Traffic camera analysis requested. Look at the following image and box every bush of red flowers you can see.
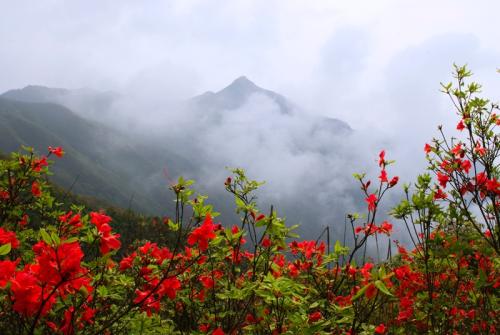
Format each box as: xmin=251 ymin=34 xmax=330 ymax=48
xmin=0 ymin=65 xmax=498 ymax=334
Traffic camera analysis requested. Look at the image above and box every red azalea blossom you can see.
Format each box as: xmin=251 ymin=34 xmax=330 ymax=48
xmin=389 ymin=176 xmax=399 ymax=187
xmin=32 ymin=157 xmax=48 ymax=172
xmin=89 ymin=212 xmax=112 ymax=230
xmin=461 ymin=159 xmax=471 ymax=174
xmin=424 ymin=143 xmax=432 ymax=154
xmin=18 ymin=214 xmax=29 ymax=227
xmin=365 ymin=194 xmax=377 ymax=212
xmin=10 ymin=270 xmax=45 ymax=316
xmin=437 ymin=172 xmax=449 ymax=188
xmin=100 ymin=231 xmax=121 ymax=254
xmin=119 ymin=253 xmax=136 ymax=271
xmin=48 ymin=146 xmax=64 ymax=158
xmin=375 ymin=324 xmax=387 ymax=334
xmin=0 ymin=228 xmax=20 ymax=249
xmin=451 ymin=143 xmax=464 ymax=158
xmin=187 ymin=213 xmax=216 ymax=251
xmin=0 ymin=189 xmax=9 ymax=200
xmin=308 ymin=311 xmax=322 ymax=323
xmin=261 ymin=236 xmax=272 ymax=248
xmin=360 ymin=263 xmax=373 ymax=279
xmin=199 ymin=275 xmax=215 ymax=289
xmin=379 ymin=221 xmax=393 ymax=235
xmin=31 ymin=181 xmax=42 ymax=197
xmin=434 ymin=187 xmax=448 ymax=200
xmin=89 ymin=212 xmax=121 ymax=254
xmin=379 ymin=169 xmax=388 ymax=182
xmin=212 ymin=327 xmax=225 ymax=335
xmin=474 ymin=142 xmax=486 ymax=156
xmin=0 ymin=259 xmax=18 ymax=287
xmin=199 ymin=324 xmax=210 ymax=332
xmin=365 ymin=283 xmax=377 ymax=299
xmin=378 ymin=150 xmax=385 ymax=167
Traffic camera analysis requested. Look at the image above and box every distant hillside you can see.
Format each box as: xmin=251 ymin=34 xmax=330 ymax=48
xmin=1 ymin=85 xmax=118 ymax=120
xmin=0 ymin=97 xmax=175 ymax=214
xmin=0 ymin=78 xmax=355 ymax=236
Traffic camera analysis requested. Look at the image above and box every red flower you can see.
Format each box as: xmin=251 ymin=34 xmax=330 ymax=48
xmin=0 ymin=259 xmax=18 ymax=287
xmin=32 ymin=157 xmax=48 ymax=172
xmin=379 ymin=221 xmax=393 ymax=235
xmin=486 ymin=178 xmax=500 ymax=194
xmin=474 ymin=142 xmax=486 ymax=156
xmin=0 ymin=189 xmax=9 ymax=200
xmin=199 ymin=275 xmax=215 ymax=289
xmin=378 ymin=150 xmax=385 ymax=167
xmin=187 ymin=213 xmax=216 ymax=251
xmin=365 ymin=283 xmax=377 ymax=299
xmin=375 ymin=324 xmax=386 ymax=334
xmin=90 ymin=212 xmax=121 ymax=254
xmin=424 ymin=143 xmax=432 ymax=154
xmin=31 ymin=181 xmax=42 ymax=197
xmin=451 ymin=143 xmax=464 ymax=158
xmin=81 ymin=304 xmax=96 ymax=325
xmin=360 ymin=263 xmax=373 ymax=279
xmin=389 ymin=176 xmax=399 ymax=187
xmin=308 ymin=311 xmax=322 ymax=323
xmin=32 ymin=241 xmax=86 ymax=284
xmin=261 ymin=236 xmax=272 ymax=248
xmin=437 ymin=172 xmax=449 ymax=188
xmin=365 ymin=194 xmax=377 ymax=212
xmin=199 ymin=324 xmax=210 ymax=332
xmin=456 ymin=120 xmax=465 ymax=131
xmin=48 ymin=146 xmax=64 ymax=158
xmin=10 ymin=270 xmax=44 ymax=316
xmin=461 ymin=159 xmax=471 ymax=174
xmin=89 ymin=212 xmax=112 ymax=230
xmin=0 ymin=228 xmax=19 ymax=249
xmin=100 ymin=231 xmax=121 ymax=254
xmin=231 ymin=225 xmax=239 ymax=234
xmin=18 ymin=214 xmax=29 ymax=227
xmin=379 ymin=169 xmax=388 ymax=183
xmin=157 ymin=277 xmax=181 ymax=300
xmin=212 ymin=328 xmax=225 ymax=335
xmin=434 ymin=188 xmax=448 ymax=200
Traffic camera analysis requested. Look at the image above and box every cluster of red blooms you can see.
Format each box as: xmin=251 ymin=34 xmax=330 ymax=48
xmin=354 ymin=221 xmax=393 ymax=236
xmin=0 ymin=229 xmax=95 ymax=332
xmin=1 ymin=134 xmax=498 ymax=335
xmin=89 ymin=212 xmax=121 ymax=254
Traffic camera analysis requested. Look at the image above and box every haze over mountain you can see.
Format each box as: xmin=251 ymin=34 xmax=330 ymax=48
xmin=0 ymin=76 xmax=375 ymax=241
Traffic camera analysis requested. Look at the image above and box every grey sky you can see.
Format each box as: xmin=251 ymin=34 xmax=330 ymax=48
xmin=2 ymin=1 xmax=499 ymax=174
xmin=2 ymin=1 xmax=498 ymax=109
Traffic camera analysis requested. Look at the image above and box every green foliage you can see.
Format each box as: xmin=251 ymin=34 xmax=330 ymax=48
xmin=0 ymin=65 xmax=498 ymax=335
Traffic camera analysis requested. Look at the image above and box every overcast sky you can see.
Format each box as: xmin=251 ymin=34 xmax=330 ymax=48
xmin=2 ymin=1 xmax=499 ymax=106
xmin=2 ymin=0 xmax=499 ymax=161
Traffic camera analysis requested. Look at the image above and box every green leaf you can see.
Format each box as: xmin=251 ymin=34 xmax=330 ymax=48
xmin=40 ymin=229 xmax=52 ymax=245
xmin=50 ymin=232 xmax=60 ymax=246
xmin=352 ymin=284 xmax=369 ymax=301
xmin=374 ymin=280 xmax=392 ymax=296
xmin=334 ymin=240 xmax=342 ymax=254
xmin=0 ymin=243 xmax=12 ymax=256
xmin=235 ymin=196 xmax=245 ymax=209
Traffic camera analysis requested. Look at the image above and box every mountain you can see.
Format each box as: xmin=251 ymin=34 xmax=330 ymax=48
xmin=190 ymin=76 xmax=295 ymax=114
xmin=1 ymin=85 xmax=118 ymax=120
xmin=0 ymin=78 xmax=354 ymax=233
xmin=0 ymin=97 xmax=181 ymax=214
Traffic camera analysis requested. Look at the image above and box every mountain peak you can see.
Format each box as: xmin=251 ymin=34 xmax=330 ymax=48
xmin=222 ymin=76 xmax=259 ymax=93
